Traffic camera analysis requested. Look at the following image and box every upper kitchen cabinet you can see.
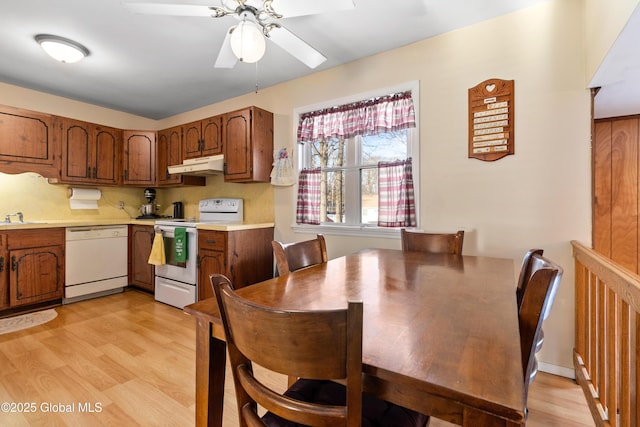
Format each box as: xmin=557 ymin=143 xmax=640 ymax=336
xmin=0 ymin=104 xmax=60 ymax=178
xmin=183 ymin=115 xmax=223 ymax=160
xmin=122 ymin=130 xmax=156 ymax=186
xmin=157 ymin=125 xmax=205 ymax=187
xmin=60 ymin=118 xmax=122 ymax=185
xmin=223 ymin=106 xmax=273 ymax=183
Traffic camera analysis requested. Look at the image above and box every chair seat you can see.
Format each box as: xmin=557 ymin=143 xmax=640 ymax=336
xmin=262 ymin=379 xmax=429 ymax=427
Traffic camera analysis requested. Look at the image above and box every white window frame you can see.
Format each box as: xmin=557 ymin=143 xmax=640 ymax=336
xmin=291 ymin=81 xmax=420 ymax=238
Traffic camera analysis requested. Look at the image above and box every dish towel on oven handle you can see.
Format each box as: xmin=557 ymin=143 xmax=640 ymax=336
xmin=148 ymin=232 xmax=166 ymax=265
xmin=174 ymin=227 xmax=188 ymax=262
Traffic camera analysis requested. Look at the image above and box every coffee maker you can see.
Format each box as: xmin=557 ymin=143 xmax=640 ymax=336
xmin=138 ymin=188 xmax=159 ymax=219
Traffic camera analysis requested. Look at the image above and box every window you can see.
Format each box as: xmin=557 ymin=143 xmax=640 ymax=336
xmin=294 ymin=82 xmax=419 ymax=237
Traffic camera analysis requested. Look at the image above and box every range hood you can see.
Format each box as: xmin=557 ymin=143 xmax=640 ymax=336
xmin=168 ymin=154 xmax=224 ymax=176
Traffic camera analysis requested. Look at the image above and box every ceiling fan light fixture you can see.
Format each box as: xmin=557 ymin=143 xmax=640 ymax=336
xmin=229 ymin=20 xmax=266 ymax=63
xmin=35 ymin=34 xmax=89 ymax=63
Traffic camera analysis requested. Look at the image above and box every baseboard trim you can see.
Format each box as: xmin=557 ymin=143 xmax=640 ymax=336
xmin=539 ymin=361 xmax=575 ymax=379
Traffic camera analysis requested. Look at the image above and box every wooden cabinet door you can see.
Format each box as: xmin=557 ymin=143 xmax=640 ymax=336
xmin=0 ymin=105 xmax=59 ymax=177
xmin=62 ymin=119 xmax=121 ymax=185
xmin=183 ymin=116 xmax=223 ymax=160
xmin=223 ymin=107 xmax=273 ymax=183
xmin=61 ymin=118 xmax=92 ymax=182
xmin=223 ymin=108 xmax=252 ymax=181
xmin=197 ymin=249 xmax=225 ymax=301
xmin=0 ymin=235 xmax=8 ymax=309
xmin=9 ymin=245 xmax=63 ymax=307
xmin=129 ymin=225 xmax=155 ymax=292
xmin=183 ymin=120 xmax=202 ymax=160
xmin=93 ymin=125 xmax=121 ymax=184
xmin=157 ymin=126 xmax=183 ymax=186
xmin=123 ymin=130 xmax=156 ymax=186
xmin=201 ymin=116 xmax=223 ymax=157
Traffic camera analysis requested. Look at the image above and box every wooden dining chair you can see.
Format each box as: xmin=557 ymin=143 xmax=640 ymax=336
xmin=401 ymin=229 xmax=465 ymax=255
xmin=516 ymin=248 xmax=557 ymax=384
xmin=518 ymin=254 xmax=562 ymax=412
xmin=272 ymin=234 xmax=328 ymax=276
xmin=516 ymin=248 xmax=544 ymax=308
xmin=210 ymin=274 xmax=430 ymax=427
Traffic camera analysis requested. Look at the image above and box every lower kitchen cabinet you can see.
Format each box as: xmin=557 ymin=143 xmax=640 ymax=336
xmin=0 ymin=228 xmax=65 ymax=312
xmin=129 ymin=225 xmax=155 ymax=292
xmin=197 ymin=227 xmax=274 ymax=301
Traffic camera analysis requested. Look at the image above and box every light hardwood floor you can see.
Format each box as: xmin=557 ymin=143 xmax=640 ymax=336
xmin=0 ymin=290 xmax=595 ymax=426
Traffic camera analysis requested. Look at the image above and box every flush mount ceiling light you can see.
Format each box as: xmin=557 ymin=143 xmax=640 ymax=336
xmin=35 ymin=34 xmax=89 ymax=63
xmin=229 ymin=13 xmax=266 ymax=63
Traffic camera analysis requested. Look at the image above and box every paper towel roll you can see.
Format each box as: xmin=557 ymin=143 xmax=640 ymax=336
xmin=68 ymin=188 xmax=101 ymax=210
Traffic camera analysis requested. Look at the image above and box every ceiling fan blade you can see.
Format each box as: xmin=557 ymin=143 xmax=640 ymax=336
xmin=214 ymin=28 xmax=238 ymax=68
xmin=268 ymin=26 xmax=326 ymax=68
xmin=272 ymin=0 xmax=355 ymax=18
xmin=123 ymin=2 xmax=218 ymax=17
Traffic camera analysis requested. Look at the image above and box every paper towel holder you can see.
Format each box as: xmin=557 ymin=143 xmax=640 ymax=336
xmin=67 ymin=187 xmax=102 ymax=210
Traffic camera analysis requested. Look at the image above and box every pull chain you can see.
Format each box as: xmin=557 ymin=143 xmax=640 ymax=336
xmin=255 ymin=61 xmax=259 ymax=93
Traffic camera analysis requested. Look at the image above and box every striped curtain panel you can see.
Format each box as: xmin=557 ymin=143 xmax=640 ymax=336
xmin=295 ymin=168 xmax=321 ymax=225
xmin=378 ymin=158 xmax=416 ymax=228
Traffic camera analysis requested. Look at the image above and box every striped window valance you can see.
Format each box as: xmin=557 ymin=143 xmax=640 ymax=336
xmin=297 ymin=91 xmax=416 ymax=143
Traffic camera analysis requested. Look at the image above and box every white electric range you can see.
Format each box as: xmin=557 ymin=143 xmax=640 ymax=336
xmin=154 ymin=198 xmax=243 ymax=308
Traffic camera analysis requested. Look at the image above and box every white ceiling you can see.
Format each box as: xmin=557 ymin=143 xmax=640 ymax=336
xmin=2 ymin=0 xmax=634 ymax=121
xmin=591 ymin=4 xmax=640 ymax=119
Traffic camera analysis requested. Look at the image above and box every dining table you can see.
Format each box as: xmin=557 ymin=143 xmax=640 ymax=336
xmin=184 ymin=248 xmax=525 ymax=427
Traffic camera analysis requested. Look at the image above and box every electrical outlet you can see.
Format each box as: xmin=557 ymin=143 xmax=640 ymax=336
xmin=118 ymin=201 xmax=125 ymax=209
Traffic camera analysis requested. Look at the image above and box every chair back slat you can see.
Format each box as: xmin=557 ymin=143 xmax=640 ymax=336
xmin=272 ymin=234 xmax=328 ymax=275
xmin=211 ymin=273 xmax=363 ymax=426
xmin=401 ymin=229 xmax=465 ymax=255
xmin=518 ymin=254 xmax=563 ymax=407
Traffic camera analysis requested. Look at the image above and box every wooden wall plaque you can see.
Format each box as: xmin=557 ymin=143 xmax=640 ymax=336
xmin=468 ymin=78 xmax=514 ymax=161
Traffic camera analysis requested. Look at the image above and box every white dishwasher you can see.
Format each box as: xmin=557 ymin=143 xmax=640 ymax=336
xmin=64 ymin=225 xmax=129 ymax=303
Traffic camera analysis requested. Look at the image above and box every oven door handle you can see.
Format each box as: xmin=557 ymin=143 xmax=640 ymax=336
xmin=155 ymin=226 xmax=197 ymax=238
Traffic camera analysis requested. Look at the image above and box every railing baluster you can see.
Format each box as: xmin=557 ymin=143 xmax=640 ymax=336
xmin=572 ymin=240 xmax=640 ymax=427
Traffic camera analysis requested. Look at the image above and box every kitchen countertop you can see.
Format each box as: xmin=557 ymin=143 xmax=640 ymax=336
xmin=0 ymin=219 xmax=274 ymax=231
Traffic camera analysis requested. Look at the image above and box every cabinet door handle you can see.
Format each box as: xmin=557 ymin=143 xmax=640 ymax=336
xmin=11 ymin=256 xmax=17 ymax=271
xmin=206 ymin=239 xmax=217 ymax=245
xmin=0 ymin=256 xmax=3 ymax=273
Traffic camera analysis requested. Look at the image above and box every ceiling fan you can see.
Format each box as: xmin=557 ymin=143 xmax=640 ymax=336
xmin=124 ymin=0 xmax=356 ymax=69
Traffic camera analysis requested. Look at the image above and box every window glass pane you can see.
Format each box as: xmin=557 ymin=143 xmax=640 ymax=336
xmin=361 ymin=130 xmax=408 ymax=165
xmin=361 ymin=168 xmax=378 ymax=224
xmin=311 ymin=137 xmax=346 ymax=168
xmin=322 ymin=170 xmax=344 ymax=223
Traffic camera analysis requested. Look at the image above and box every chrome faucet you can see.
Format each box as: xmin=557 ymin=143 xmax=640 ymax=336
xmin=4 ymin=212 xmax=24 ymax=223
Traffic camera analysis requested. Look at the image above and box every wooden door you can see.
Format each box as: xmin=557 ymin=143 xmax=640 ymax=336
xmin=123 ymin=130 xmax=156 ymax=186
xmin=129 ymin=225 xmax=155 ymax=292
xmin=9 ymin=245 xmax=63 ymax=306
xmin=223 ymin=108 xmax=252 ymax=181
xmin=201 ymin=116 xmax=223 ymax=157
xmin=593 ymin=116 xmax=640 ymax=272
xmin=93 ymin=125 xmax=121 ymax=185
xmin=157 ymin=126 xmax=183 ymax=186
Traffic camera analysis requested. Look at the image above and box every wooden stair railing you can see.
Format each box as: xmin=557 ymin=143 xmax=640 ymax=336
xmin=572 ymin=240 xmax=640 ymax=427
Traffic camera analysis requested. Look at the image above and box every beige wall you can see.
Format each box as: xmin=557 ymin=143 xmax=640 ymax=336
xmin=261 ymin=0 xmax=592 ymax=374
xmin=0 ymin=0 xmax=592 ymax=373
